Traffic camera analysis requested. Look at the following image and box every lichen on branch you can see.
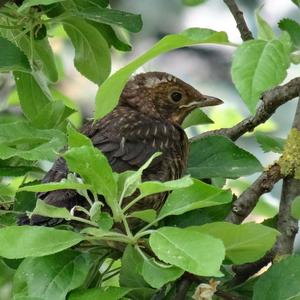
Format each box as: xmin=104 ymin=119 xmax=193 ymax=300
xmin=278 ymin=128 xmax=300 ymax=178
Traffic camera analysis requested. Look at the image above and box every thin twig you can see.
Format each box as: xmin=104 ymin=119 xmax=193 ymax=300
xmin=191 ymin=77 xmax=300 ymax=143
xmin=223 ymin=0 xmax=253 ymax=41
xmin=226 ymin=163 xmax=282 ymax=224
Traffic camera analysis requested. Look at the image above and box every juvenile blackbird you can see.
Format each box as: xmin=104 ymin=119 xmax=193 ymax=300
xmin=20 ymin=72 xmax=223 ymax=226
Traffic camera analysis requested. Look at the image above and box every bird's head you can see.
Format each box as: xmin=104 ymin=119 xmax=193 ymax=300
xmin=120 ymin=72 xmax=223 ymax=124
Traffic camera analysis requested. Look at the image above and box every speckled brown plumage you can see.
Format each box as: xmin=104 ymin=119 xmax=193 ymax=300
xmin=19 ymin=72 xmax=223 ymax=226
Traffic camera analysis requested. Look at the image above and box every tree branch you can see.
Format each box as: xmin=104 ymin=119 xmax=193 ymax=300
xmin=191 ymin=77 xmax=300 ymax=143
xmin=275 ymin=99 xmax=300 ymax=256
xmin=227 ymin=98 xmax=300 ymax=284
xmin=174 ymin=277 xmax=192 ymax=300
xmin=226 ymin=163 xmax=282 ymax=224
xmin=223 ymin=0 xmax=253 ymax=41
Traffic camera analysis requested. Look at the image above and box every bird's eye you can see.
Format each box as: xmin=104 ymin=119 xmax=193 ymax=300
xmin=170 ymin=91 xmax=183 ymax=102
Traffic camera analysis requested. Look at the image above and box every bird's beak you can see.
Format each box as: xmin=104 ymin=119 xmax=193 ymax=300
xmin=197 ymin=95 xmax=224 ymax=107
xmin=179 ymin=95 xmax=224 ymax=109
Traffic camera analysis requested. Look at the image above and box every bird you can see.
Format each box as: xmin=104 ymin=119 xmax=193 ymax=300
xmin=19 ymin=72 xmax=223 ymax=227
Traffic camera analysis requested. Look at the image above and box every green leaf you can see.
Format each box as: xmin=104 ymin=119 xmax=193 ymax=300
xmin=130 ymin=209 xmax=157 ymax=224
xmin=182 ymin=109 xmax=213 ymax=129
xmin=0 ymin=37 xmax=30 ymax=72
xmin=138 ymin=176 xmax=193 ymax=198
xmin=14 ymin=72 xmax=51 ymax=125
xmin=69 ymin=287 xmax=131 ymax=300
xmin=117 ymin=153 xmax=161 ymax=199
xmin=31 ymin=101 xmax=75 ymax=129
xmin=0 ymin=226 xmax=83 ymax=259
xmin=0 ymin=121 xmax=66 ymax=161
xmin=149 ymin=227 xmax=225 ymax=276
xmin=292 ymin=0 xmax=300 ymax=7
xmin=279 ymin=18 xmax=300 ymax=49
xmin=255 ymin=9 xmax=275 ymax=40
xmin=255 ymin=132 xmax=285 ymax=153
xmin=95 ymin=28 xmax=230 ymax=119
xmin=120 ymin=245 xmax=148 ymax=288
xmin=142 ymin=258 xmax=184 ymax=289
xmin=232 ymin=39 xmax=290 ymax=113
xmin=90 ymin=22 xmax=131 ymax=51
xmin=67 ymin=124 xmax=93 ymax=148
xmin=77 ymin=7 xmax=142 ymax=33
xmin=64 ymin=145 xmax=118 ymax=214
xmin=18 ymin=0 xmax=65 ymax=11
xmin=13 ymin=250 xmax=91 ymax=300
xmin=33 ymin=38 xmax=59 ymax=83
xmin=165 ymin=203 xmax=232 ymax=228
xmin=253 ymin=255 xmax=300 ymax=300
xmin=31 ymin=199 xmax=72 ymax=220
xmin=191 ymin=222 xmax=278 ymax=264
xmin=72 ymin=0 xmax=109 ymax=9
xmin=158 ymin=179 xmax=232 ymax=219
xmin=188 ymin=136 xmax=263 ymax=178
xmin=182 ymin=0 xmax=206 ymax=6
xmin=63 ymin=18 xmax=111 ymax=84
xmin=291 ymin=196 xmax=300 ymax=219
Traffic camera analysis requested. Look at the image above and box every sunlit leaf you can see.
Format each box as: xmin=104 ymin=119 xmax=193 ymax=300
xmin=255 ymin=132 xmax=285 ymax=153
xmin=0 ymin=226 xmax=83 ymax=258
xmin=191 ymin=222 xmax=278 ymax=264
xmin=232 ymin=39 xmax=290 ymax=113
xmin=149 ymin=227 xmax=224 ymax=276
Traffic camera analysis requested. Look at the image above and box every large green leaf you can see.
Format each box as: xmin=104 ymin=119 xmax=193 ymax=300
xmin=69 ymin=287 xmax=131 ymax=300
xmin=95 ymin=28 xmax=230 ymax=119
xmin=0 ymin=121 xmax=66 ymax=161
xmin=64 ymin=18 xmax=111 ymax=84
xmin=188 ymin=135 xmax=263 ymax=178
xmin=253 ymin=255 xmax=300 ymax=300
xmin=64 ymin=145 xmax=118 ymax=214
xmin=149 ymin=227 xmax=225 ymax=276
xmin=0 ymin=226 xmax=83 ymax=259
xmin=158 ymin=179 xmax=232 ymax=219
xmin=232 ymin=39 xmax=290 ymax=113
xmin=191 ymin=222 xmax=278 ymax=264
xmin=0 ymin=37 xmax=30 ymax=72
xmin=77 ymin=7 xmax=142 ymax=33
xmin=13 ymin=250 xmax=91 ymax=300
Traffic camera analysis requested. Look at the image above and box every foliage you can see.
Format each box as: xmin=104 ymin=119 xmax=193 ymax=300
xmin=0 ymin=0 xmax=299 ymax=299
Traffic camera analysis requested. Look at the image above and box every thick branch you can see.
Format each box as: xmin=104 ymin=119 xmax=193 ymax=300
xmin=226 ymin=163 xmax=282 ymax=224
xmin=191 ymin=77 xmax=300 ymax=143
xmin=275 ymin=99 xmax=300 ymax=255
xmin=223 ymin=0 xmax=253 ymax=41
xmin=227 ymin=98 xmax=300 ymax=284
